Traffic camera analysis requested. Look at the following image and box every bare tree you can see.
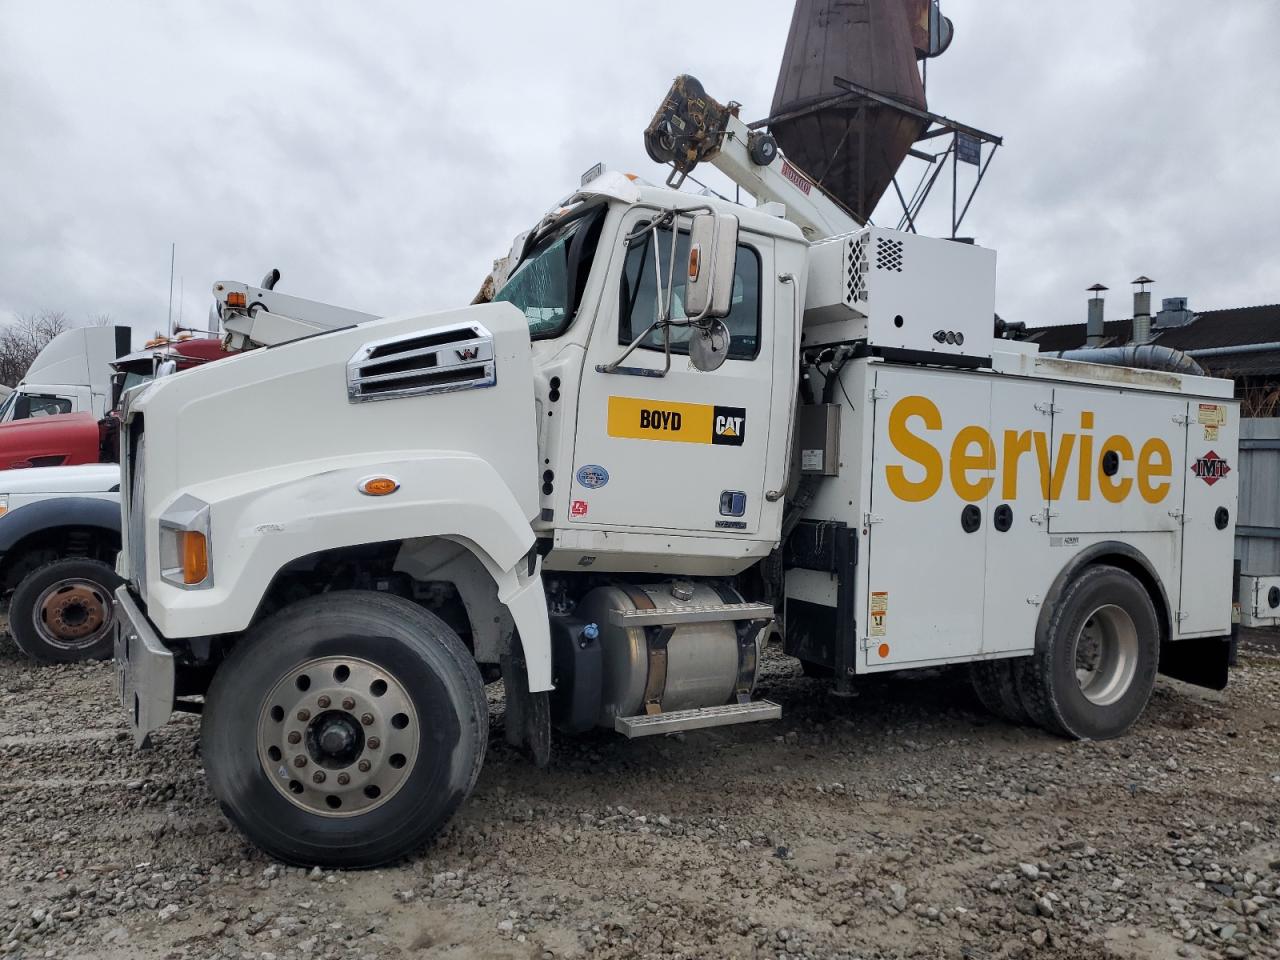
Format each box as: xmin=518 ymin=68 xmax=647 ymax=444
xmin=88 ymin=313 xmax=114 ymax=328
xmin=0 ymin=311 xmax=72 ymax=387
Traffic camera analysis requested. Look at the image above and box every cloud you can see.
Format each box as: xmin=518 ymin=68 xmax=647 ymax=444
xmin=0 ymin=0 xmax=1275 ymax=340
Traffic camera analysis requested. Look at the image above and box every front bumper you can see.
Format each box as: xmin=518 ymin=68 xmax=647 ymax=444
xmin=114 ymin=586 xmax=175 ymax=748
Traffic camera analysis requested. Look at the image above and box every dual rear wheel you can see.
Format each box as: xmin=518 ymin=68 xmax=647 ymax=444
xmin=970 ymin=565 xmax=1160 ymax=740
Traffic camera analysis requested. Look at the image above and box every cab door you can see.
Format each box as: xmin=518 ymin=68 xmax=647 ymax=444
xmin=569 ymin=213 xmax=780 ymax=535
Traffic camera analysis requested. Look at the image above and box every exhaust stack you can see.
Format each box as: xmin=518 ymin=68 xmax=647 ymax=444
xmin=1131 ymin=276 xmax=1154 ymax=345
xmin=1086 ymin=283 xmax=1108 ymax=347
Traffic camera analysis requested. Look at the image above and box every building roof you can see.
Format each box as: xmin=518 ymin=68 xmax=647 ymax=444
xmin=1154 ymin=304 xmax=1280 ymax=352
xmin=1023 ymin=303 xmax=1280 ymax=378
xmin=1024 ymin=318 xmax=1133 ymax=352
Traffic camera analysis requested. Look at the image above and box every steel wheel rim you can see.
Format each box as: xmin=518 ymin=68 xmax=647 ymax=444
xmin=257 ymin=655 xmax=420 ymax=817
xmin=1072 ymin=603 xmax=1139 ymax=706
xmin=33 ymin=578 xmax=114 ymax=650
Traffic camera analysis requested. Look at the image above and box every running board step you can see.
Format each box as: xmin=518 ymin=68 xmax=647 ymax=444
xmin=608 ymin=601 xmax=774 ymax=628
xmin=614 ymin=700 xmax=782 ymax=738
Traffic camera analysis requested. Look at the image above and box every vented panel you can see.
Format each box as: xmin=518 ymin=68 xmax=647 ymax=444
xmin=846 ymin=234 xmax=870 ymax=304
xmin=875 ymin=237 xmax=904 ymax=272
xmin=347 ymin=322 xmax=496 ymax=403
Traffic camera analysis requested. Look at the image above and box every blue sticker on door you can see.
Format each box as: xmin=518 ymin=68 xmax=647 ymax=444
xmin=576 ymin=465 xmax=610 ymax=489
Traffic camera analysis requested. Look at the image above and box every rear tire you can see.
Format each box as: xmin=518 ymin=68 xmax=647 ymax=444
xmin=8 ymin=557 xmax=121 ymax=663
xmin=202 ymin=591 xmax=487 ymax=868
xmin=968 ymin=658 xmax=1031 ymax=724
xmin=1015 ymin=565 xmax=1159 ymax=740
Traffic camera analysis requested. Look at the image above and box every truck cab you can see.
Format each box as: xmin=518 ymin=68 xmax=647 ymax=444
xmin=0 ymin=325 xmax=131 ymax=424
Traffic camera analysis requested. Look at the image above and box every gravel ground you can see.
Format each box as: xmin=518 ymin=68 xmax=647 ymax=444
xmin=1 ymin=629 xmax=1278 ymax=960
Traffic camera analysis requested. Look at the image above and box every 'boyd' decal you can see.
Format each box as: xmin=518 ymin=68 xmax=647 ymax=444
xmin=607 ymin=397 xmax=746 ymax=446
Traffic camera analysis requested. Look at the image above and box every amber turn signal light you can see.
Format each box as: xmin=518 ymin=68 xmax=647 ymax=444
xmin=359 ymin=477 xmax=400 ymax=497
xmin=182 ymin=531 xmax=209 ymax=584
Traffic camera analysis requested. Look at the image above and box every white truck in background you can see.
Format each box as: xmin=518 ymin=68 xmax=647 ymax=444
xmin=0 ymin=325 xmax=132 ymax=422
xmin=0 ymin=464 xmax=121 ymax=661
xmin=112 ymin=77 xmax=1239 ymax=868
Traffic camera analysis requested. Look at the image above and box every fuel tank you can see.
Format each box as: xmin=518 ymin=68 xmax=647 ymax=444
xmin=771 ymin=0 xmax=940 ymax=221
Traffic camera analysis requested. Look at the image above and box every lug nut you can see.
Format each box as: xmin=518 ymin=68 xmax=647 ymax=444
xmin=297 ymin=709 xmax=311 ymax=722
xmin=361 ymin=713 xmax=374 ymax=726
xmin=294 ymin=755 xmax=308 ymax=768
xmin=312 ymin=770 xmax=326 ymax=784
xmin=287 ymin=731 xmax=301 ymax=745
xmin=366 ymin=737 xmax=380 ymax=750
xmin=317 ymin=695 xmax=331 ymax=708
xmin=357 ymin=759 xmax=371 ymax=773
xmin=341 ymin=697 xmax=356 ymax=711
xmin=336 ymin=772 xmax=350 ymax=785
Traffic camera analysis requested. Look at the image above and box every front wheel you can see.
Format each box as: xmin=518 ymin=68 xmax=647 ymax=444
xmin=202 ymin=591 xmax=488 ymax=868
xmin=8 ymin=557 xmax=122 ymax=663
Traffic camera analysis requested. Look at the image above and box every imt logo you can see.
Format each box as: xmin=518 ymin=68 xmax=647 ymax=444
xmin=1191 ymin=450 xmax=1231 ymax=486
xmin=712 ymin=406 xmax=746 ymax=446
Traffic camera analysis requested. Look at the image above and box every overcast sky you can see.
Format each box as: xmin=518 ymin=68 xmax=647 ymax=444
xmin=2 ymin=1 xmax=1277 ymax=342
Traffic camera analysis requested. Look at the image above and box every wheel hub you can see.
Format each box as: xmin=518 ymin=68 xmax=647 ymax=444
xmin=35 ymin=580 xmax=112 ymax=648
xmin=307 ymin=710 xmax=365 ymax=769
xmin=257 ymin=656 xmax=419 ymax=817
xmin=1073 ymin=603 xmax=1139 ymax=707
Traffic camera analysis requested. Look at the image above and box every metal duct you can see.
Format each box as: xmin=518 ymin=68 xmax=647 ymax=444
xmin=1045 ymin=345 xmax=1205 ymax=377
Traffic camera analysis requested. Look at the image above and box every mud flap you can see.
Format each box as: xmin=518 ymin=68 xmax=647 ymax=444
xmin=501 ymin=646 xmax=552 ymax=767
xmin=1158 ymin=634 xmax=1231 ymax=691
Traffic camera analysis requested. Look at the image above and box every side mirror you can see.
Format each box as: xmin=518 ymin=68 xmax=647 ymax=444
xmin=685 ymin=212 xmax=739 ymax=320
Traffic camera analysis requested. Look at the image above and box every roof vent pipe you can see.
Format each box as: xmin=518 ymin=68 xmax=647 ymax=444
xmin=1086 ymin=283 xmax=1107 ymax=346
xmin=1131 ymin=276 xmax=1154 ymax=345
xmin=1044 ymin=344 xmax=1204 ymax=377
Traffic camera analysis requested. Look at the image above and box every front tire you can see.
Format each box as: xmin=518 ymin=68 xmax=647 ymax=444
xmin=1016 ymin=565 xmax=1159 ymax=740
xmin=8 ymin=557 xmax=121 ymax=663
xmin=202 ymin=591 xmax=487 ymax=868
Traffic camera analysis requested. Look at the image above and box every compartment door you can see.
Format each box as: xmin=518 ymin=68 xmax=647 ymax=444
xmin=981 ymin=379 xmax=1052 ymax=656
xmin=1048 ymin=386 xmax=1187 ymax=535
xmin=1178 ymin=402 xmax=1239 ymax=634
xmin=865 ymin=368 xmax=990 ymax=668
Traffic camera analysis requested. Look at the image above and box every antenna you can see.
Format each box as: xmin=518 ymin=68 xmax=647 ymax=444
xmin=167 ymin=242 xmax=175 ymax=340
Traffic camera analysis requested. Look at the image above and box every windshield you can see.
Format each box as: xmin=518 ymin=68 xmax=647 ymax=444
xmin=0 ymin=392 xmax=14 ymax=422
xmin=494 ymin=205 xmax=605 ymax=340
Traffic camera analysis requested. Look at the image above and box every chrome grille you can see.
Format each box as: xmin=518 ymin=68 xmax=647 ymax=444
xmin=346 ymin=322 xmax=496 ymax=403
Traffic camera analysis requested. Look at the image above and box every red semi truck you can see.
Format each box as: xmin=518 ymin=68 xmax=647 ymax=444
xmin=0 ymin=335 xmax=227 ymax=470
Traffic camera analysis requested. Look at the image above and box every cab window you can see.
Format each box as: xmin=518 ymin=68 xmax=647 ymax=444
xmin=618 ymin=225 xmax=761 ymax=361
xmin=12 ymin=394 xmax=73 ymax=419
xmin=494 ymin=204 xmax=606 ymax=340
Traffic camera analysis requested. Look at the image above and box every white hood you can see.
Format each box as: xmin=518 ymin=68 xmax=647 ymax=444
xmin=0 ymin=463 xmax=120 ymax=495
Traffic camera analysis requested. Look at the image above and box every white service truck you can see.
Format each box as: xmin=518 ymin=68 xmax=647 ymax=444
xmin=113 ymin=78 xmax=1239 ymax=867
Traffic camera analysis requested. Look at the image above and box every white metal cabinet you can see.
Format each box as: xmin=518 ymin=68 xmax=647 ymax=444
xmin=1177 ymin=401 xmax=1239 ymax=635
xmin=864 ymin=367 xmax=990 ymax=668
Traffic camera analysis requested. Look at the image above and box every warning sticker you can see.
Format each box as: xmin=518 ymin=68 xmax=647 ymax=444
xmin=870 ymin=591 xmax=889 ymax=637
xmin=801 ymin=449 xmax=824 ymax=471
xmin=1197 ymin=403 xmax=1225 ymax=426
xmin=1204 ymin=424 xmax=1220 ymax=441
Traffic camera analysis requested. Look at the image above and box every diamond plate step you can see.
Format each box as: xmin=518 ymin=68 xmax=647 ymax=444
xmin=614 ymin=700 xmax=782 ymax=738
xmin=607 ymin=601 xmax=775 ymax=628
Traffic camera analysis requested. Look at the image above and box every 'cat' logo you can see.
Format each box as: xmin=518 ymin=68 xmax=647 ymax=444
xmin=712 ymin=407 xmax=746 ymax=446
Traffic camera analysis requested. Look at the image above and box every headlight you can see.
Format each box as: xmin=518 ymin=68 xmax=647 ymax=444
xmin=159 ymin=494 xmax=213 ymax=589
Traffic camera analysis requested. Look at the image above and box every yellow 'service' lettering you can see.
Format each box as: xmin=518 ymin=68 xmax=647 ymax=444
xmin=886 ymin=395 xmax=943 ymax=502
